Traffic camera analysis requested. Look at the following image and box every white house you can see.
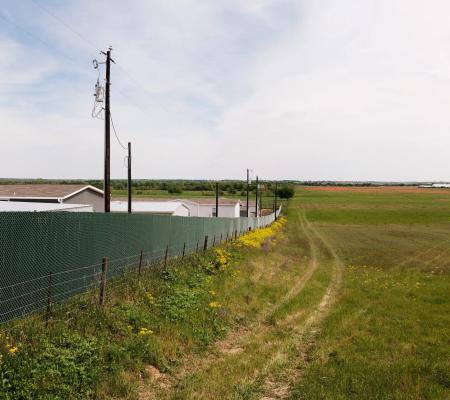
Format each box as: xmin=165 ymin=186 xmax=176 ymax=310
xmin=111 ymin=201 xmax=190 ymax=216
xmin=172 ymin=198 xmax=241 ymax=218
xmin=0 ymin=184 xmax=104 ymax=212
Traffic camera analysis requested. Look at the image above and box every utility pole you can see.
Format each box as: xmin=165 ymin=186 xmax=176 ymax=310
xmin=246 ymin=168 xmax=249 ymax=218
xmin=215 ymin=182 xmax=219 ymax=217
xmin=274 ymin=181 xmax=278 ymax=221
xmin=104 ymin=47 xmax=112 ymax=213
xmin=255 ymin=176 xmax=259 ymax=218
xmin=127 ymin=142 xmax=132 ymax=213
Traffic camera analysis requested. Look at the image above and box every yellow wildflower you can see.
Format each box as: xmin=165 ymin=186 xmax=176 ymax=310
xmin=145 ymin=292 xmax=155 ymax=304
xmin=209 ymin=301 xmax=221 ymax=308
xmin=8 ymin=346 xmax=18 ymax=355
xmin=138 ymin=327 xmax=153 ymax=336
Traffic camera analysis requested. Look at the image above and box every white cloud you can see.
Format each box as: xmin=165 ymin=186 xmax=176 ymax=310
xmin=1 ymin=0 xmax=450 ymax=180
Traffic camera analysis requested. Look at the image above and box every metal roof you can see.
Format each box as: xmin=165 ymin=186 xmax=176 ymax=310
xmin=111 ymin=201 xmax=189 ymax=213
xmin=0 ymin=184 xmax=103 ymax=200
xmin=0 ymin=201 xmax=93 ymax=212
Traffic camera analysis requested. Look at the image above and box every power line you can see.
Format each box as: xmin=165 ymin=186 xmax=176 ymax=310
xmin=0 ymin=13 xmax=81 ymax=66
xmin=110 ymin=112 xmax=127 ymax=150
xmin=30 ymin=0 xmax=101 ymax=53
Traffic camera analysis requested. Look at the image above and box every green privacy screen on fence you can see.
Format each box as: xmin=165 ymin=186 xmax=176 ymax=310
xmin=0 ymin=210 xmax=280 ymax=323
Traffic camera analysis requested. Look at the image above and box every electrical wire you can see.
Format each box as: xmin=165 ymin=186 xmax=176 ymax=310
xmin=0 ymin=13 xmax=81 ymax=67
xmin=29 ymin=0 xmax=101 ymax=54
xmin=110 ymin=112 xmax=128 ymax=150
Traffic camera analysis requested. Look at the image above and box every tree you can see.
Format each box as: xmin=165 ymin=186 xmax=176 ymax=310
xmin=168 ymin=184 xmax=183 ymax=194
xmin=276 ymin=186 xmax=295 ymax=200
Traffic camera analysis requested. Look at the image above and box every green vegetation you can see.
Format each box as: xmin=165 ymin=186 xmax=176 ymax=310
xmin=276 ymin=185 xmax=295 ymax=200
xmin=0 ymin=250 xmax=235 ymax=399
xmin=288 ymin=187 xmax=450 ymax=399
xmin=1 ymin=187 xmax=449 ymax=399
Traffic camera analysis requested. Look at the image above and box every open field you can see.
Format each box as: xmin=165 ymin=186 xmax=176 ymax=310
xmin=146 ymin=186 xmax=449 ymax=399
xmin=0 ymin=186 xmax=448 ymax=399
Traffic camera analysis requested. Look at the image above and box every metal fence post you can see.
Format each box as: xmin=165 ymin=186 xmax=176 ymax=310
xmin=213 ymin=234 xmax=216 ymax=247
xmin=203 ymin=235 xmax=208 ymax=251
xmin=196 ymin=239 xmax=199 ymax=253
xmin=99 ymin=257 xmax=108 ymax=306
xmin=220 ymin=233 xmax=223 ymax=243
xmin=182 ymin=242 xmax=186 ymax=259
xmin=45 ymin=271 xmax=53 ymax=327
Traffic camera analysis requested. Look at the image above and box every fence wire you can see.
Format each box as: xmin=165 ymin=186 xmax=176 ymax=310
xmin=0 ymin=208 xmax=281 ymax=323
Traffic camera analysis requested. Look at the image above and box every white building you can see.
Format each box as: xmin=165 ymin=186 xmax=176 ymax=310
xmin=173 ymin=198 xmax=241 ymax=218
xmin=111 ymin=201 xmax=190 ymax=216
xmin=0 ymin=201 xmax=93 ymax=212
xmin=0 ymin=184 xmax=104 ymax=212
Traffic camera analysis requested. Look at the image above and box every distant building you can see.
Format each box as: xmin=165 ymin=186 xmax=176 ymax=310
xmin=172 ymin=198 xmax=241 ymax=218
xmin=240 ymin=200 xmax=259 ymax=217
xmin=0 ymin=184 xmax=104 ymax=212
xmin=111 ymin=201 xmax=190 ymax=216
xmin=418 ymin=183 xmax=450 ymax=188
xmin=0 ymin=202 xmax=93 ymax=212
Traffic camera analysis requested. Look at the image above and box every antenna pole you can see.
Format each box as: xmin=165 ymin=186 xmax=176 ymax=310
xmin=104 ymin=48 xmax=112 ymax=213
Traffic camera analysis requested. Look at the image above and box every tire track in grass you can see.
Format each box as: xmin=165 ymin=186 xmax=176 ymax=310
xmin=260 ymin=209 xmax=344 ymax=400
xmin=138 ymin=208 xmax=323 ymax=399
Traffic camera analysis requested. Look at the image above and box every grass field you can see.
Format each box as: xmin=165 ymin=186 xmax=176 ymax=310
xmin=146 ymin=186 xmax=449 ymax=399
xmin=1 ymin=186 xmax=448 ymax=399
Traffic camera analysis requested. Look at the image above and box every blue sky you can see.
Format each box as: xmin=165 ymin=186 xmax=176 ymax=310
xmin=1 ymin=0 xmax=450 ymax=180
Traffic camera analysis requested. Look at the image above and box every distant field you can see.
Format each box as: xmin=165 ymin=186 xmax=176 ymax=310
xmin=288 ymin=186 xmax=450 ymax=399
xmin=112 ymin=189 xmax=280 ymax=209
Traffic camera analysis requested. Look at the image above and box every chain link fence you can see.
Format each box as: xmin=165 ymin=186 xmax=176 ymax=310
xmin=0 ymin=209 xmax=281 ymax=323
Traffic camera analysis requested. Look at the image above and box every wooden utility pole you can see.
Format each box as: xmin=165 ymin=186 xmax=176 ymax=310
xmin=127 ymin=142 xmax=132 ymax=213
xmin=215 ymin=182 xmax=219 ymax=217
xmin=246 ymin=168 xmax=249 ymax=217
xmin=104 ymin=48 xmax=112 ymax=213
xmin=274 ymin=182 xmax=278 ymax=221
xmin=255 ymin=176 xmax=259 ymax=218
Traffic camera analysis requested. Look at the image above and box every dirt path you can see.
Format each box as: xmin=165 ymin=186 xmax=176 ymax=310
xmin=138 ymin=207 xmax=343 ymax=400
xmin=259 ymin=212 xmax=344 ymax=399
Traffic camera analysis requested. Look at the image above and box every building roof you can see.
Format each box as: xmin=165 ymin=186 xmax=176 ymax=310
xmin=0 ymin=184 xmax=103 ymax=200
xmin=111 ymin=201 xmax=189 ymax=214
xmin=0 ymin=201 xmax=93 ymax=212
xmin=174 ymin=198 xmax=241 ymax=206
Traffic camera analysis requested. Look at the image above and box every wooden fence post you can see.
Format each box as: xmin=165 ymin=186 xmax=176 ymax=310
xmin=182 ymin=242 xmax=186 ymax=259
xmin=138 ymin=250 xmax=143 ymax=281
xmin=99 ymin=257 xmax=108 ymax=306
xmin=203 ymin=235 xmax=208 ymax=251
xmin=164 ymin=244 xmax=169 ymax=268
xmin=45 ymin=271 xmax=53 ymax=327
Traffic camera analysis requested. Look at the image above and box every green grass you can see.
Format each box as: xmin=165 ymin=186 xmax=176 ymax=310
xmin=0 ymin=252 xmax=235 ymax=399
xmin=2 ymin=187 xmax=448 ymax=399
xmin=289 ymin=187 xmax=450 ymax=399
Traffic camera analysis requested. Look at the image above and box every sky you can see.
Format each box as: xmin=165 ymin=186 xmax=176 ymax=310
xmin=1 ymin=0 xmax=450 ymax=181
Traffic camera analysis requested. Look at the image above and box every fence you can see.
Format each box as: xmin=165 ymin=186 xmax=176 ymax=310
xmin=0 ymin=208 xmax=281 ymax=324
